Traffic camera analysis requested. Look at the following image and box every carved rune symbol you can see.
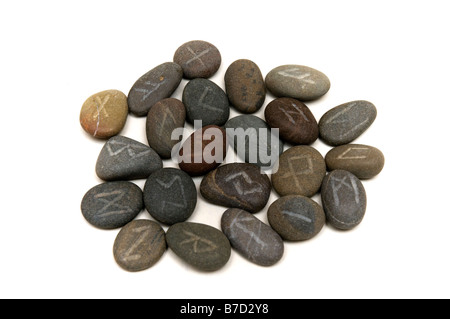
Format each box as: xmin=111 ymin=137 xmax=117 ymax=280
xmin=180 ymin=231 xmax=217 ymax=253
xmin=185 ymin=46 xmax=212 ymax=67
xmin=224 ymin=172 xmax=263 ymax=196
xmin=198 ymin=86 xmax=223 ymax=112
xmin=106 ymin=140 xmax=151 ymax=159
xmin=121 ymin=226 xmax=151 ymax=262
xmin=337 ymin=147 xmax=370 ymax=160
xmin=156 ymin=176 xmax=187 ymax=211
xmin=282 ymin=210 xmax=312 ymax=224
xmin=330 ymin=175 xmax=360 ymax=206
xmin=279 ymin=155 xmax=314 ymax=191
xmin=280 ymin=102 xmax=309 ymax=124
xmin=278 ymin=68 xmax=315 ymax=88
xmin=93 ymin=94 xmax=111 ymax=137
xmin=94 ymin=191 xmax=133 ymax=218
xmin=134 ymin=79 xmax=165 ymax=102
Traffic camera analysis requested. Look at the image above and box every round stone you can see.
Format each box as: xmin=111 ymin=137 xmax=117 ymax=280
xmin=268 ymin=196 xmax=325 ymax=241
xmin=146 ymin=98 xmax=186 ymax=159
xmin=81 ymin=182 xmax=143 ymax=230
xmin=224 ymin=115 xmax=283 ymax=169
xmin=265 ymin=97 xmax=319 ymax=145
xmin=182 ymin=78 xmax=230 ymax=127
xmin=325 ymin=144 xmax=385 ymax=179
xmin=321 ymin=170 xmax=367 ymax=230
xmin=319 ymin=100 xmax=377 ymax=146
xmin=173 ymin=40 xmax=221 ymax=79
xmin=221 ymin=209 xmax=284 ymax=266
xmin=178 ymin=125 xmax=228 ymax=176
xmin=113 ymin=220 xmax=166 ymax=272
xmin=166 ymin=222 xmax=231 ymax=272
xmin=266 ymin=64 xmax=330 ymax=101
xmin=200 ymin=163 xmax=271 ymax=214
xmin=143 ymin=168 xmax=197 ymax=225
xmin=225 ymin=59 xmax=266 ymax=114
xmin=96 ymin=136 xmax=163 ymax=181
xmin=272 ymin=146 xmax=326 ymax=197
xmin=80 ymin=89 xmax=128 ymax=139
xmin=128 ymin=62 xmax=183 ymax=117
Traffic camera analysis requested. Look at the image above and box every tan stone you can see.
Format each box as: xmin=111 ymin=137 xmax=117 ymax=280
xmin=80 ymin=90 xmax=128 ymax=139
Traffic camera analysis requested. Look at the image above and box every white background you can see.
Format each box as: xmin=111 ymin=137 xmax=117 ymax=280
xmin=1 ymin=0 xmax=449 ymax=299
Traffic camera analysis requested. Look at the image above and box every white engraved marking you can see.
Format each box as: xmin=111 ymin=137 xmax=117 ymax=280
xmin=93 ymin=94 xmax=111 ymax=137
xmin=278 ymin=68 xmax=315 ymax=88
xmin=339 ymin=118 xmax=370 ymax=138
xmin=331 ymin=175 xmax=360 ymax=206
xmin=198 ymin=86 xmax=224 ymax=113
xmin=225 ymin=172 xmax=263 ymax=195
xmin=279 ymin=155 xmax=314 ymax=192
xmin=159 ymin=107 xmax=177 ymax=136
xmin=94 ymin=191 xmax=133 ymax=217
xmin=337 ymin=147 xmax=370 ymax=160
xmin=282 ymin=210 xmax=312 ymax=224
xmin=155 ymin=176 xmax=187 ymax=211
xmin=279 ymin=102 xmax=309 ymax=124
xmin=180 ymin=230 xmax=218 ymax=253
xmin=185 ymin=47 xmax=212 ymax=67
xmin=324 ymin=103 xmax=357 ymax=124
xmin=134 ymin=79 xmax=165 ymax=102
xmin=106 ymin=140 xmax=151 ymax=159
xmin=121 ymin=226 xmax=151 ymax=262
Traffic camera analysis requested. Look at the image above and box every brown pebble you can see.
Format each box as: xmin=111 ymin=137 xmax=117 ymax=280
xmin=265 ymin=97 xmax=319 ymax=145
xmin=174 ymin=40 xmax=222 ymax=79
xmin=224 ymin=59 xmax=266 ymax=114
xmin=80 ymin=90 xmax=128 ymax=139
xmin=178 ymin=125 xmax=228 ymax=176
xmin=146 ymin=98 xmax=186 ymax=159
xmin=325 ymin=144 xmax=385 ymax=179
xmin=272 ymin=146 xmax=326 ymax=197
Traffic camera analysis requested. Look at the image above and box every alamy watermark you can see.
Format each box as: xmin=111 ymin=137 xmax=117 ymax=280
xmin=170 ymin=120 xmax=281 ymax=174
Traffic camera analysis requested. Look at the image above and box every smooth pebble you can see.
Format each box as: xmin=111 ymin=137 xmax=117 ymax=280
xmin=174 ymin=40 xmax=221 ymax=79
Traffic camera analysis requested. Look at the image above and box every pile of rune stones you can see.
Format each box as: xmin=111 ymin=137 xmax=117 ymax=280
xmin=80 ymin=40 xmax=385 ymax=272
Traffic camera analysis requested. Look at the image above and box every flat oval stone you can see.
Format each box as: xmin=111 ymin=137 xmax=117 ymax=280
xmin=113 ymin=220 xmax=166 ymax=272
xmin=182 ymin=78 xmax=230 ymax=126
xmin=166 ymin=222 xmax=231 ymax=272
xmin=325 ymin=144 xmax=385 ymax=179
xmin=266 ymin=65 xmax=330 ymax=101
xmin=319 ymin=100 xmax=377 ymax=146
xmin=200 ymin=163 xmax=271 ymax=213
xmin=128 ymin=62 xmax=183 ymax=117
xmin=146 ymin=98 xmax=186 ymax=159
xmin=143 ymin=168 xmax=197 ymax=225
xmin=272 ymin=146 xmax=326 ymax=197
xmin=80 ymin=90 xmax=128 ymax=139
xmin=225 ymin=59 xmax=266 ymax=114
xmin=221 ymin=209 xmax=284 ymax=266
xmin=321 ymin=170 xmax=367 ymax=230
xmin=81 ymin=182 xmax=143 ymax=230
xmin=173 ymin=40 xmax=221 ymax=79
xmin=265 ymin=97 xmax=319 ymax=145
xmin=96 ymin=136 xmax=163 ymax=181
xmin=268 ymin=196 xmax=325 ymax=241
xmin=178 ymin=125 xmax=228 ymax=176
xmin=223 ymin=115 xmax=283 ymax=168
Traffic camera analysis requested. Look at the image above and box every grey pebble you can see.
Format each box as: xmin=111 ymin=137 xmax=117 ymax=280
xmin=266 ymin=64 xmax=330 ymax=101
xmin=221 ymin=208 xmax=284 ymax=267
xmin=166 ymin=222 xmax=231 ymax=272
xmin=143 ymin=168 xmax=197 ymax=225
xmin=224 ymin=115 xmax=283 ymax=169
xmin=128 ymin=62 xmax=183 ymax=117
xmin=113 ymin=220 xmax=166 ymax=272
xmin=96 ymin=136 xmax=162 ymax=181
xmin=183 ymin=78 xmax=230 ymax=127
xmin=319 ymin=100 xmax=377 ymax=146
xmin=268 ymin=195 xmax=325 ymax=241
xmin=200 ymin=163 xmax=272 ymax=214
xmin=81 ymin=181 xmax=143 ymax=230
xmin=321 ymin=170 xmax=367 ymax=230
